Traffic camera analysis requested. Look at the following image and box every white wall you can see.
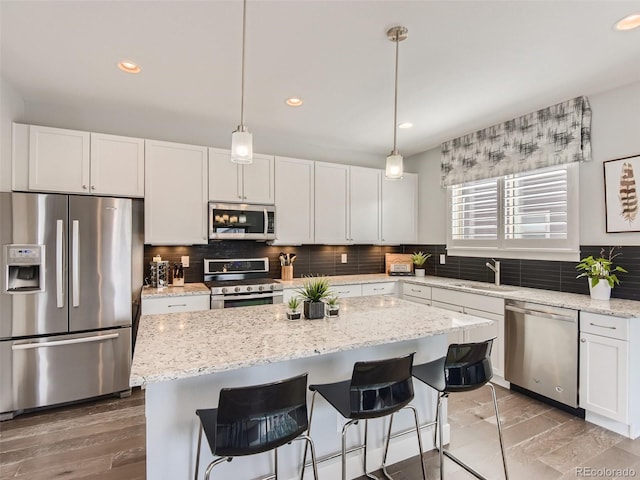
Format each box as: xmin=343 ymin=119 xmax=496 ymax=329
xmin=407 ymin=80 xmax=640 ymax=247
xmin=580 ymin=81 xmax=640 ymax=246
xmin=0 ymin=76 xmax=25 ymax=192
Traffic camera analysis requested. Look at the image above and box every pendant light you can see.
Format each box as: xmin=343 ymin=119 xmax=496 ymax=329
xmin=231 ymin=0 xmax=253 ymax=164
xmin=385 ymin=26 xmax=407 ymax=180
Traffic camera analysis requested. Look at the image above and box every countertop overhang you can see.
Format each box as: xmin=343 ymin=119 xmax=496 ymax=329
xmin=130 ymin=295 xmax=492 ymax=388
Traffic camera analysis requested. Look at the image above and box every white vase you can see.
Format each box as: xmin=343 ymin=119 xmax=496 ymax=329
xmin=415 ymin=268 xmax=425 ymax=277
xmin=588 ymin=279 xmax=611 ymax=300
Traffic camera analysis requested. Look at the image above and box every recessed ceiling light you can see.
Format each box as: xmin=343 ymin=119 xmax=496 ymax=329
xmin=398 ymin=122 xmax=413 ymax=129
xmin=285 ymin=97 xmax=303 ymax=107
xmin=117 ymin=61 xmax=141 ymax=74
xmin=614 ymin=13 xmax=640 ymax=31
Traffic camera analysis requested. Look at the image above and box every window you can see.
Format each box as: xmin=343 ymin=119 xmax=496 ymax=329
xmin=447 ymin=164 xmax=579 ymax=261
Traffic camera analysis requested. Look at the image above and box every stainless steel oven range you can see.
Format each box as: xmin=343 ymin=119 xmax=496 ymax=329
xmin=204 ymin=257 xmax=283 ymax=309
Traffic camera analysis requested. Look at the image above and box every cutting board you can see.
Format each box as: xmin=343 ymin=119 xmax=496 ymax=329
xmin=384 ymin=253 xmax=413 ymax=274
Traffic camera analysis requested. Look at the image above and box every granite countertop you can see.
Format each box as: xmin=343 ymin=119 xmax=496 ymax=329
xmin=278 ymin=274 xmax=640 ymax=318
xmin=141 ymin=283 xmax=210 ymax=298
xmin=130 ymin=295 xmax=492 ymax=387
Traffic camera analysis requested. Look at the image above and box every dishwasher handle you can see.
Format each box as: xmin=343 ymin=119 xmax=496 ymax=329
xmin=505 ymin=304 xmax=576 ymax=323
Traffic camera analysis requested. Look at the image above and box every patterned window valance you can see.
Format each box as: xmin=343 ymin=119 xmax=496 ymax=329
xmin=440 ymin=96 xmax=592 ymax=187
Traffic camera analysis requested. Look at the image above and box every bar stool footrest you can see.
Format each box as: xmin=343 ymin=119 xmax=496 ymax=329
xmin=441 ymin=449 xmax=489 ymax=480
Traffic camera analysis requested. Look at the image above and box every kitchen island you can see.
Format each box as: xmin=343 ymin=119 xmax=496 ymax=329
xmin=131 ymin=295 xmax=493 ymax=480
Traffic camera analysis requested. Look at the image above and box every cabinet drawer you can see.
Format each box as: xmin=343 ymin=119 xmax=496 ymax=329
xmin=431 ymin=300 xmax=464 ymax=313
xmin=581 ymin=312 xmax=628 ymax=341
xmin=142 ymin=295 xmax=210 ymax=315
xmin=362 ymin=282 xmax=396 ymax=296
xmin=332 ymin=284 xmax=362 ymax=298
xmin=402 ymin=283 xmax=431 ymax=300
xmin=432 ymin=287 xmax=503 ymax=315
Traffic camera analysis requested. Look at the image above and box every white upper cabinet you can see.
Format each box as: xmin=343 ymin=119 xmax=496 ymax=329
xmin=349 ymin=166 xmax=381 ymax=243
xmin=90 ymin=133 xmax=144 ymax=197
xmin=15 ymin=124 xmax=144 ymax=197
xmin=274 ymin=156 xmax=314 ymax=244
xmin=28 ymin=125 xmax=90 ymax=194
xmin=145 ymin=140 xmax=208 ymax=245
xmin=381 ymin=173 xmax=418 ymax=244
xmin=208 ymin=148 xmax=275 ymax=204
xmin=314 ymin=162 xmax=349 ymax=244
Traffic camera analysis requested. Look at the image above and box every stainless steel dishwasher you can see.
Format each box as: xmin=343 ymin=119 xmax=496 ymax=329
xmin=505 ymin=300 xmax=579 ymax=408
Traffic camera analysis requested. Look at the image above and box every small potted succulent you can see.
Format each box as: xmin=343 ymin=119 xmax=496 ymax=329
xmin=325 ymin=296 xmax=340 ymax=317
xmin=296 ymin=276 xmax=332 ymax=320
xmin=576 ymin=246 xmax=627 ymax=300
xmin=286 ymin=296 xmax=302 ymax=320
xmin=411 ymin=251 xmax=432 ymax=277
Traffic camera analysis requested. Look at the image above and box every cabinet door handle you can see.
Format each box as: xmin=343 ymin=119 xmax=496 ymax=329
xmin=581 ymin=338 xmax=586 ymax=343
xmin=168 ymin=304 xmax=188 ymax=308
xmin=91 ymin=185 xmax=96 ymax=190
xmin=82 ymin=185 xmax=88 ymax=189
xmin=373 ymin=287 xmax=384 ymax=291
xmin=411 ymin=288 xmax=421 ymax=292
xmin=589 ymin=322 xmax=616 ymax=330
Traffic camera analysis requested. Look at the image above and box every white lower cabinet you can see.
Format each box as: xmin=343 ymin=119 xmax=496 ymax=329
xmin=141 ymin=295 xmax=210 ymax=315
xmin=431 ymin=287 xmax=505 ymax=378
xmin=401 ymin=283 xmax=432 ymax=305
xmin=579 ymin=312 xmax=631 ymax=426
xmin=362 ymin=282 xmax=396 ymax=296
xmin=331 ymin=284 xmax=362 ymax=298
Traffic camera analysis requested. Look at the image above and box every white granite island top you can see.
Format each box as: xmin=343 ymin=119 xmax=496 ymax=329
xmin=130 ymin=295 xmax=492 ymax=387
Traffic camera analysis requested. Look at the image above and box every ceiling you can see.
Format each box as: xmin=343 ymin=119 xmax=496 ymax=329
xmin=2 ymin=1 xmax=640 ymax=163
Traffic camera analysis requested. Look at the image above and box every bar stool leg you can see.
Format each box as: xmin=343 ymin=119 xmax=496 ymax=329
xmin=274 ymin=447 xmax=279 ymax=480
xmin=203 ymin=456 xmax=232 ymax=480
xmin=195 ymin=424 xmax=203 ymax=480
xmin=295 ymin=435 xmax=320 ymax=480
xmin=488 ymin=383 xmax=509 ymax=480
xmin=299 ymin=392 xmax=318 ymax=480
xmin=341 ymin=420 xmax=358 ymax=480
xmin=437 ymin=393 xmax=446 ymax=480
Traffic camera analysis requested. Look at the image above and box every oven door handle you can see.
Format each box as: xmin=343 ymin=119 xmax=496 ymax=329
xmin=212 ymin=292 xmax=282 ymax=301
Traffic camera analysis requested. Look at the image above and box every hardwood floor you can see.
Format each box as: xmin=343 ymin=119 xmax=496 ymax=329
xmin=2 ymin=384 xmax=639 ymax=479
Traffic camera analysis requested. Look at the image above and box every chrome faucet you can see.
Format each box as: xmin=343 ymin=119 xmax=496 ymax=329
xmin=486 ymin=259 xmax=501 ymax=286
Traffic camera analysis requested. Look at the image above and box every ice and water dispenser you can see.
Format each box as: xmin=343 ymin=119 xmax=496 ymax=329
xmin=4 ymin=244 xmax=45 ymax=292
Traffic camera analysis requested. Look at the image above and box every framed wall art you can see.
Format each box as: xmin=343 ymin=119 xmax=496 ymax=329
xmin=603 ymin=154 xmax=640 ymax=233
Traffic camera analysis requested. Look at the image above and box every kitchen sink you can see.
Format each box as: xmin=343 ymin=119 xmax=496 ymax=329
xmin=451 ymin=282 xmax=521 ymax=293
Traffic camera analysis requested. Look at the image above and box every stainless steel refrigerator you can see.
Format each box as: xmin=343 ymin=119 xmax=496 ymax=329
xmin=0 ymin=192 xmax=143 ymax=419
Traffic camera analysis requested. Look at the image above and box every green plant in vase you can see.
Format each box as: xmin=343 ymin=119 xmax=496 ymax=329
xmin=576 ymin=246 xmax=627 ymax=300
xmin=411 ymin=251 xmax=432 ymax=277
xmin=296 ymin=276 xmax=332 ymax=320
xmin=325 ymin=295 xmax=340 ymax=317
xmin=286 ymin=296 xmax=302 ymax=320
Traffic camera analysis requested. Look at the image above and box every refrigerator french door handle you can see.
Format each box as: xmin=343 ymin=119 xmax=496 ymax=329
xmin=56 ymin=219 xmax=64 ymax=308
xmin=72 ymin=219 xmax=80 ymax=307
xmin=11 ymin=333 xmax=119 ymax=350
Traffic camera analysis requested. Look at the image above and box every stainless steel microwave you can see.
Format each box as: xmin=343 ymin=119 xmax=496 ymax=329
xmin=208 ymin=203 xmax=276 ymax=240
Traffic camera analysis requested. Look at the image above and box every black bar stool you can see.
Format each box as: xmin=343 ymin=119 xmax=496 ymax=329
xmin=194 ymin=373 xmax=319 ymax=480
xmin=412 ymin=339 xmax=508 ymax=480
xmin=302 ymin=353 xmax=426 ymax=480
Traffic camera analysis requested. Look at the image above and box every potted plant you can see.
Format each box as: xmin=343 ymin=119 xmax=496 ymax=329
xmin=325 ymin=296 xmax=340 ymax=317
xmin=576 ymin=246 xmax=628 ymax=300
xmin=411 ymin=251 xmax=432 ymax=277
xmin=286 ymin=297 xmax=302 ymax=320
xmin=296 ymin=277 xmax=332 ymax=320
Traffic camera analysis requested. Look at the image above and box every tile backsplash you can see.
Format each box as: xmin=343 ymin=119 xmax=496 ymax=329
xmin=144 ymin=243 xmax=639 ymax=301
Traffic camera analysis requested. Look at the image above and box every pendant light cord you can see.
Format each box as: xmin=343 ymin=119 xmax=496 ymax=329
xmin=240 ymin=0 xmax=247 ymax=127
xmin=392 ymin=30 xmax=400 ymax=153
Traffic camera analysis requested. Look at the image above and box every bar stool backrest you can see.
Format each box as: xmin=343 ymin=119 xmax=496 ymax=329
xmin=215 ymin=373 xmax=309 ymax=456
xmin=349 ymin=353 xmax=415 ymax=419
xmin=444 ymin=339 xmax=494 ymax=393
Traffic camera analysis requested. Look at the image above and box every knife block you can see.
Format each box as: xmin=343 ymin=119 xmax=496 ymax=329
xmin=281 ymin=265 xmax=293 ymax=281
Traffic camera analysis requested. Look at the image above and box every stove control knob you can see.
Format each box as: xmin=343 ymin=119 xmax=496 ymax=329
xmin=246 ymin=286 xmax=252 ymax=292
xmin=258 ymin=285 xmax=264 ymax=291
xmin=235 ymin=287 xmax=241 ymax=292
xmin=270 ymin=284 xmax=275 ymax=290
xmin=221 ymin=287 xmax=228 ymax=294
